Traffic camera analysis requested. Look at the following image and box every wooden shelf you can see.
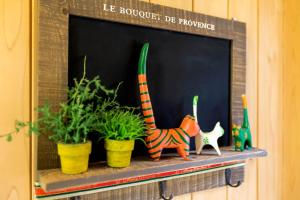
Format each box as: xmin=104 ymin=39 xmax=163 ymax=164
xmin=35 ymin=147 xmax=266 ymax=199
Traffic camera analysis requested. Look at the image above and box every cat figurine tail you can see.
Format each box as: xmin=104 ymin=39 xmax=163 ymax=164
xmin=193 ymin=96 xmax=224 ymax=156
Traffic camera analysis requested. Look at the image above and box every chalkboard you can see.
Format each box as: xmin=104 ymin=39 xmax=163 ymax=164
xmin=69 ymin=15 xmax=231 ymax=161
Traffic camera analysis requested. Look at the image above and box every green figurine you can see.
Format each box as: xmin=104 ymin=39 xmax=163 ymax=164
xmin=232 ymin=95 xmax=253 ymax=151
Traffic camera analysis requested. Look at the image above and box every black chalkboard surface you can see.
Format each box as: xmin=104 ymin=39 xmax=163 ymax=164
xmin=69 ymin=15 xmax=231 ymax=161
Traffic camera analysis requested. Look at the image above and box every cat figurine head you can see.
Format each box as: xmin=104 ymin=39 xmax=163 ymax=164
xmin=232 ymin=124 xmax=241 ymax=138
xmin=213 ymin=122 xmax=225 ymax=137
xmin=180 ymin=115 xmax=200 ymax=137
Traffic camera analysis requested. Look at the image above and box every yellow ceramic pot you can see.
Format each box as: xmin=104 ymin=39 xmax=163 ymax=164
xmin=105 ymin=139 xmax=134 ymax=168
xmin=57 ymin=141 xmax=91 ymax=174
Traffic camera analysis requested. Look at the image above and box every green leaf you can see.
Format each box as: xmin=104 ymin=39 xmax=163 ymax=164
xmin=6 ymin=134 xmax=12 ymax=142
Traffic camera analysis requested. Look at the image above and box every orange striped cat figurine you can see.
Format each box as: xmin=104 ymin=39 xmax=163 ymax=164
xmin=137 ymin=43 xmax=200 ymax=161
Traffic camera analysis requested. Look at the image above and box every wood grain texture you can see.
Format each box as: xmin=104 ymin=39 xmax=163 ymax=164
xmin=150 ymin=0 xmax=192 ymax=10
xmin=0 ymin=0 xmax=31 ymax=199
xmin=68 ymin=0 xmax=236 ymax=40
xmin=37 ymin=148 xmax=265 ymax=192
xmin=228 ymin=0 xmax=258 ymax=149
xmin=31 ymin=0 xmax=39 ymax=183
xmin=227 ymin=0 xmax=258 ymax=199
xmin=192 ymin=187 xmax=227 ymax=200
xmin=258 ymin=0 xmax=283 ymax=200
xmin=59 ymin=167 xmax=244 ymax=200
xmin=193 ymin=0 xmax=228 ymax=18
xmin=174 ymin=194 xmax=192 ymax=200
xmin=282 ymin=0 xmax=300 ymax=199
xmin=38 ymin=0 xmax=69 ymax=169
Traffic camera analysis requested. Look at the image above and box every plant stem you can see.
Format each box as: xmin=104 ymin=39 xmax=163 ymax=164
xmin=0 ymin=132 xmax=14 ymax=138
xmin=70 ymin=56 xmax=87 ymax=103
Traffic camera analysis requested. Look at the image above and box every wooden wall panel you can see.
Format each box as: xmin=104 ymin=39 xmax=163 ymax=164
xmin=258 ymin=0 xmax=283 ymax=200
xmin=174 ymin=194 xmax=191 ymax=200
xmin=150 ymin=0 xmax=192 ymax=10
xmin=193 ymin=0 xmax=228 ymax=18
xmin=229 ymin=0 xmax=258 ymax=149
xmin=0 ymin=0 xmax=31 ymax=199
xmin=228 ymin=0 xmax=258 ymax=199
xmin=192 ymin=188 xmax=227 ymax=200
xmin=192 ymin=1 xmax=228 ymax=199
xmin=282 ymin=1 xmax=300 ymax=199
xmin=192 ymin=187 xmax=226 ymax=200
xmin=32 ymin=0 xmax=38 ymax=183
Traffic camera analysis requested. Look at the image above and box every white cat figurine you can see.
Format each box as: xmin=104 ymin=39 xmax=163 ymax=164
xmin=193 ymin=96 xmax=224 ymax=156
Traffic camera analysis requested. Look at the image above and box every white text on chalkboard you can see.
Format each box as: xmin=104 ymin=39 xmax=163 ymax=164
xmin=103 ymin=4 xmax=216 ymax=31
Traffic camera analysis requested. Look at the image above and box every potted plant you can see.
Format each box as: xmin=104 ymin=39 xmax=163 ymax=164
xmin=96 ymin=107 xmax=145 ymax=168
xmin=2 ymin=58 xmax=116 ymax=174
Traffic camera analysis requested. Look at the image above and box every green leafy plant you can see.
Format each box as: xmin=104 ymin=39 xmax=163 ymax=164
xmin=1 ymin=57 xmax=118 ymax=144
xmin=96 ymin=106 xmax=145 ymax=142
xmin=0 ymin=120 xmax=38 ymax=142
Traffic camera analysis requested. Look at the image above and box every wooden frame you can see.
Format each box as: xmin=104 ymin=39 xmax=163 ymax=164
xmin=38 ymin=0 xmax=246 ymax=169
xmin=37 ymin=0 xmax=247 ymax=198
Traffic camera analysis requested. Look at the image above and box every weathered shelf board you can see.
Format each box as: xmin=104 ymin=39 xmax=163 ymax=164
xmin=36 ymin=165 xmax=244 ymax=200
xmin=35 ymin=147 xmax=266 ymax=199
